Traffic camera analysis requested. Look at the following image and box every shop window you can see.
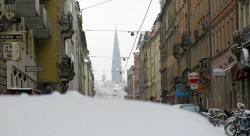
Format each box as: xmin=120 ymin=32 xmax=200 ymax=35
xmin=21 ymin=80 xmax=23 ymax=88
xmin=11 ymin=74 xmax=13 ymax=87
xmin=16 ymin=76 xmax=18 ymax=88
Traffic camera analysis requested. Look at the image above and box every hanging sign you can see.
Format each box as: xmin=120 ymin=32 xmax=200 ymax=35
xmin=2 ymin=42 xmax=21 ymax=60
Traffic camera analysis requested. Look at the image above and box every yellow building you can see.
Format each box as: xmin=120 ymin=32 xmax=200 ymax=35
xmin=0 ymin=0 xmax=92 ymax=94
xmin=138 ymin=32 xmax=150 ymax=100
xmin=37 ymin=0 xmax=74 ymax=93
xmin=149 ymin=19 xmax=162 ymax=102
xmin=0 ymin=0 xmax=51 ymax=94
xmin=159 ymin=0 xmax=178 ymax=104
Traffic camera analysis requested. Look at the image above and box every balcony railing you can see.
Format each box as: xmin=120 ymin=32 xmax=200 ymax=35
xmin=58 ymin=56 xmax=75 ymax=84
xmin=60 ymin=11 xmax=73 ymax=25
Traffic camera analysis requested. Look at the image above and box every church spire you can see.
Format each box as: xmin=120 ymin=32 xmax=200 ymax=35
xmin=111 ymin=29 xmax=122 ymax=82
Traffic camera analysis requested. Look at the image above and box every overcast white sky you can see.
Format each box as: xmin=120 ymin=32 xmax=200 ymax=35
xmin=79 ymin=0 xmax=160 ymax=81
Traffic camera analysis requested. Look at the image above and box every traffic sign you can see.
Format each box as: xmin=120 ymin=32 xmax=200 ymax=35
xmin=188 ymin=72 xmax=199 ymax=83
xmin=190 ymin=83 xmax=198 ymax=89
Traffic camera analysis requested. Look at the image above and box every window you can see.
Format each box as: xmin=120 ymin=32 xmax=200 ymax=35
xmin=65 ymin=42 xmax=68 ymax=54
xmin=30 ymin=36 xmax=33 ymax=58
xmin=215 ymin=30 xmax=218 ymax=54
xmin=21 ymin=80 xmax=23 ymax=88
xmin=26 ymin=33 xmax=29 ymax=51
xmin=11 ymin=74 xmax=13 ymax=87
xmin=245 ymin=4 xmax=249 ymax=26
xmin=230 ymin=17 xmax=234 ymax=44
xmin=16 ymin=76 xmax=18 ymax=88
xmin=223 ymin=24 xmax=226 ymax=49
xmin=219 ymin=27 xmax=222 ymax=52
xmin=71 ymin=53 xmax=74 ymax=63
xmin=211 ymin=32 xmax=215 ymax=57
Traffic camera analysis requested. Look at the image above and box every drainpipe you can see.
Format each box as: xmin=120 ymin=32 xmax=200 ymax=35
xmin=187 ymin=0 xmax=192 ymax=104
xmin=188 ymin=0 xmax=191 ymax=70
xmin=236 ymin=0 xmax=239 ymax=30
xmin=208 ymin=0 xmax=213 ymax=108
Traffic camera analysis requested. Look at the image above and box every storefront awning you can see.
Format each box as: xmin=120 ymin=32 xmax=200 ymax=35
xmin=213 ymin=62 xmax=236 ymax=77
xmin=233 ymin=68 xmax=250 ymax=81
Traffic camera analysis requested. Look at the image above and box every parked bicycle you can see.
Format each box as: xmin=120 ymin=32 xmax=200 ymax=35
xmin=201 ymin=108 xmax=228 ymax=127
xmin=224 ymin=103 xmax=250 ymax=136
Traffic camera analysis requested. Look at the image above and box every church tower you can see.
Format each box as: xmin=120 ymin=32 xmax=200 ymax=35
xmin=111 ymin=30 xmax=122 ymax=82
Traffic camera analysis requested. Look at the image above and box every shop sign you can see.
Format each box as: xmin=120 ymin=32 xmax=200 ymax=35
xmin=176 ymin=84 xmax=188 ymax=97
xmin=25 ymin=66 xmax=44 ymax=72
xmin=198 ymin=84 xmax=206 ymax=92
xmin=212 ymin=68 xmax=226 ymax=77
xmin=0 ymin=34 xmax=23 ymax=39
xmin=190 ymin=83 xmax=198 ymax=90
xmin=2 ymin=42 xmax=21 ymax=60
xmin=0 ymin=32 xmax=25 ymax=41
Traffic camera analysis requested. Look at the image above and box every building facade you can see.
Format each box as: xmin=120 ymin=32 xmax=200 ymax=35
xmin=150 ymin=20 xmax=162 ymax=102
xmin=209 ymin=0 xmax=237 ymax=109
xmin=132 ymin=0 xmax=249 ymax=109
xmin=230 ymin=0 xmax=250 ymax=109
xmin=189 ymin=0 xmax=210 ymax=107
xmin=0 ymin=0 xmax=93 ymax=95
xmin=159 ymin=0 xmax=178 ymax=104
xmin=138 ymin=31 xmax=149 ymax=100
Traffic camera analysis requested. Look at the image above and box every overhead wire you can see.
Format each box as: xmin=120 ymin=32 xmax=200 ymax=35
xmin=89 ymin=56 xmax=129 ymax=59
xmin=85 ymin=0 xmax=153 ymax=81
xmin=85 ymin=29 xmax=132 ymax=32
xmin=122 ymin=0 xmax=153 ymax=78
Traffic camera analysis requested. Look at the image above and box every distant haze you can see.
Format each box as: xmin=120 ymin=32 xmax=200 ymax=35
xmin=79 ymin=0 xmax=160 ymax=81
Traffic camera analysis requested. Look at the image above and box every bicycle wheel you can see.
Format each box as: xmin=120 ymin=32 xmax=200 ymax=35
xmin=217 ymin=114 xmax=228 ymax=125
xmin=225 ymin=121 xmax=237 ymax=136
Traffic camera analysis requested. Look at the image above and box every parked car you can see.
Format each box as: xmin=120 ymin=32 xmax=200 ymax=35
xmin=172 ymin=103 xmax=205 ymax=113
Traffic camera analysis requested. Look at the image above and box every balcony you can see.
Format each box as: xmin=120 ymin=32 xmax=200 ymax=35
xmin=180 ymin=33 xmax=191 ymax=50
xmin=58 ymin=56 xmax=75 ymax=84
xmin=172 ymin=43 xmax=181 ymax=59
xmin=0 ymin=13 xmax=11 ymax=32
xmin=23 ymin=6 xmax=51 ymax=39
xmin=243 ymin=25 xmax=250 ymax=44
xmin=231 ymin=30 xmax=243 ymax=55
xmin=25 ymin=6 xmax=47 ymax=29
xmin=182 ymin=68 xmax=191 ymax=82
xmin=33 ymin=17 xmax=52 ymax=38
xmin=59 ymin=11 xmax=74 ymax=40
xmin=198 ymin=57 xmax=210 ymax=73
xmin=16 ymin=0 xmax=40 ymax=17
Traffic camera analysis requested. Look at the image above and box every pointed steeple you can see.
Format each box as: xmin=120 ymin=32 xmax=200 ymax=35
xmin=111 ymin=30 xmax=122 ymax=82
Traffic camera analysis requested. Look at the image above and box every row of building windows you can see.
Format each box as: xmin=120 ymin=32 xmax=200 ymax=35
xmin=211 ymin=0 xmax=231 ymax=18
xmin=211 ymin=12 xmax=236 ymax=57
